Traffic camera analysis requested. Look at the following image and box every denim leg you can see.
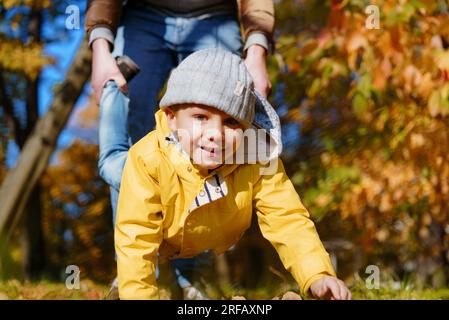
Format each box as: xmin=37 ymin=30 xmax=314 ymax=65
xmin=98 ymin=81 xmax=131 ymax=223
xmin=122 ymin=6 xmax=176 ymax=144
xmin=171 ymin=251 xmax=216 ymax=288
xmin=109 ymin=186 xmax=119 ymax=226
xmin=102 ymin=7 xmax=176 ymax=222
xmin=175 ymin=13 xmax=243 ymax=62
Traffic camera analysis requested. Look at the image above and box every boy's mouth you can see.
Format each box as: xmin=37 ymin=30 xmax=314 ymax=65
xmin=201 ymin=145 xmax=217 ymax=151
xmin=200 ymin=145 xmax=223 ymax=157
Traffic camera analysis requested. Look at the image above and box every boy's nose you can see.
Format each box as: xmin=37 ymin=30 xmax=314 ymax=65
xmin=203 ymin=123 xmax=224 ymax=143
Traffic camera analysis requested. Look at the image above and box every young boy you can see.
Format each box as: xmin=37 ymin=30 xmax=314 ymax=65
xmin=103 ymin=48 xmax=351 ymax=300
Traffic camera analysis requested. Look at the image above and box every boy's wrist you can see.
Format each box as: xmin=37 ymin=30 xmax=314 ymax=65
xmin=303 ymin=272 xmax=332 ymax=296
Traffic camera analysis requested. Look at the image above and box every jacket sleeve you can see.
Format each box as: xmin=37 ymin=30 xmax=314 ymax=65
xmin=237 ymin=0 xmax=275 ymax=53
xmin=252 ymin=159 xmax=336 ymax=295
xmin=115 ymin=147 xmax=163 ymax=299
xmin=85 ymin=0 xmax=123 ymax=48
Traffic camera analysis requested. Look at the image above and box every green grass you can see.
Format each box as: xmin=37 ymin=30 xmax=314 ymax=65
xmin=0 ymin=279 xmax=108 ymax=300
xmin=1 ymin=276 xmax=448 ymax=300
xmin=347 ymin=273 xmax=449 ymax=300
xmin=350 ymin=283 xmax=449 ymax=300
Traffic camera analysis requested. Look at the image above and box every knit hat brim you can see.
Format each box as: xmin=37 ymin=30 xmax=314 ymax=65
xmin=250 ymin=91 xmax=282 ymax=161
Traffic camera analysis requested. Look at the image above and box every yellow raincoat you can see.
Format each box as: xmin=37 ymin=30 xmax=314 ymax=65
xmin=115 ymin=109 xmax=336 ymax=299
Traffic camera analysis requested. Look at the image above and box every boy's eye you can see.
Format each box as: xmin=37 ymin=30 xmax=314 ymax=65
xmin=224 ymin=118 xmax=241 ymax=127
xmin=194 ymin=114 xmax=207 ymax=121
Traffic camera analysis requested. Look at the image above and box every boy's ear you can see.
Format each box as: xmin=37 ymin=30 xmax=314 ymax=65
xmin=164 ymin=107 xmax=177 ymax=132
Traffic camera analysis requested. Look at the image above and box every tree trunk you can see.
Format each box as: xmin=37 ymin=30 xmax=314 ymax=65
xmin=18 ymin=9 xmax=45 ymax=279
xmin=20 ymin=184 xmax=46 ymax=280
xmin=0 ymin=39 xmax=92 ymax=256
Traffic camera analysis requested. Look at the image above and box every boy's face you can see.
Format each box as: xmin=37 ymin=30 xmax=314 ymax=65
xmin=165 ymin=104 xmax=244 ymax=172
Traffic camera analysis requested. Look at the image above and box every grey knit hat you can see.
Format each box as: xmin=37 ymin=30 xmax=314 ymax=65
xmin=159 ymin=48 xmax=282 ymax=159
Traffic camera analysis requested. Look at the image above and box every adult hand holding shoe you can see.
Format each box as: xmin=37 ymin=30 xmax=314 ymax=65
xmin=91 ymin=38 xmax=128 ymax=104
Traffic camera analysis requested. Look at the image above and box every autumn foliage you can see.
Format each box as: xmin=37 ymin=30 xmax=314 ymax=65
xmin=273 ymin=0 xmax=449 ymax=284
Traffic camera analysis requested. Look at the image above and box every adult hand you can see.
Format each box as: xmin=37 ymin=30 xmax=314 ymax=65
xmin=244 ymin=45 xmax=271 ymax=98
xmin=310 ymin=275 xmax=352 ymax=300
xmin=91 ymin=38 xmax=128 ymax=104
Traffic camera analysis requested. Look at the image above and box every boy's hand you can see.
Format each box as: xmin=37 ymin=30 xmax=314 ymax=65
xmin=91 ymin=38 xmax=128 ymax=104
xmin=244 ymin=45 xmax=271 ymax=98
xmin=310 ymin=275 xmax=352 ymax=300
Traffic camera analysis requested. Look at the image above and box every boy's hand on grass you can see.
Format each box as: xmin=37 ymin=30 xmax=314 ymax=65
xmin=244 ymin=45 xmax=271 ymax=98
xmin=310 ymin=275 xmax=352 ymax=300
xmin=91 ymin=38 xmax=128 ymax=105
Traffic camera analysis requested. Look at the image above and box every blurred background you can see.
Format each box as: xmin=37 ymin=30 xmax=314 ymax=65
xmin=1 ymin=0 xmax=449 ymax=299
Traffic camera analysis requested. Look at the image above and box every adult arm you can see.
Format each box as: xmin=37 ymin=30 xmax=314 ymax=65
xmin=85 ymin=0 xmax=126 ymax=104
xmin=238 ymin=0 xmax=275 ymax=98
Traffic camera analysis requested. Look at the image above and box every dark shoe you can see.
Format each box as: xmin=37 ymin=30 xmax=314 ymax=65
xmin=115 ymin=55 xmax=140 ymax=82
